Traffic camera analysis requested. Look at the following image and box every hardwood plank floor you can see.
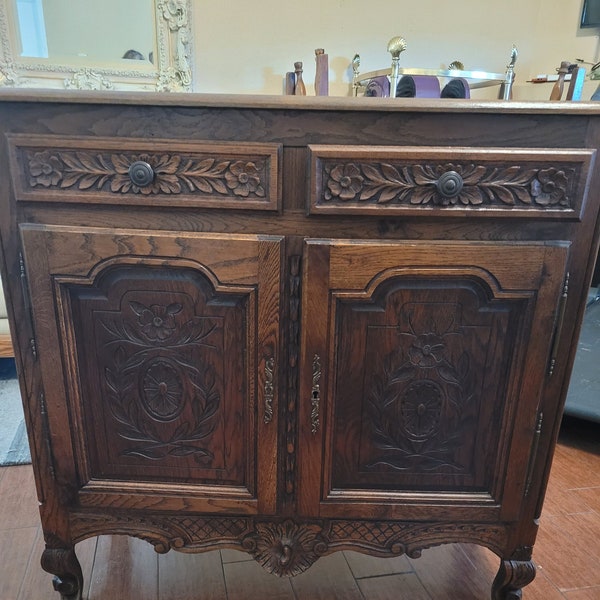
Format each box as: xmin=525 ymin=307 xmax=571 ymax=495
xmin=0 ymin=416 xmax=598 ymax=599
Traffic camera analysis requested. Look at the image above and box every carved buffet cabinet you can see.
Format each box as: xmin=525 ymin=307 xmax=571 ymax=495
xmin=0 ymin=90 xmax=599 ymax=599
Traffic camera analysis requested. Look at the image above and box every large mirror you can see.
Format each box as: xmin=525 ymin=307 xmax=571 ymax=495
xmin=0 ymin=0 xmax=192 ymax=91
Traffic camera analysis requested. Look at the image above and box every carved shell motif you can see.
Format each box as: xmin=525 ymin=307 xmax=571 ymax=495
xmin=242 ymin=520 xmax=328 ymax=577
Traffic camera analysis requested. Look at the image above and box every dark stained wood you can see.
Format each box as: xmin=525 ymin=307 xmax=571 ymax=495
xmin=1 ymin=91 xmax=600 ymax=600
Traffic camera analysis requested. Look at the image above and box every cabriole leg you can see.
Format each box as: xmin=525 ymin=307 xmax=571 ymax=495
xmin=41 ymin=546 xmax=83 ymax=600
xmin=491 ymin=558 xmax=536 ymax=600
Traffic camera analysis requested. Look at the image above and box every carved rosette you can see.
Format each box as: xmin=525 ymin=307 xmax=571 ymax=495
xmin=319 ymin=160 xmax=573 ymax=208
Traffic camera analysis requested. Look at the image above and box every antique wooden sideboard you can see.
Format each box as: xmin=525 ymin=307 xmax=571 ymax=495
xmin=0 ymin=90 xmax=599 ymax=599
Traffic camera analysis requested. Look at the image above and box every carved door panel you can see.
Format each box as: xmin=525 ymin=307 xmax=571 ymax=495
xmin=298 ymin=239 xmax=569 ymax=521
xmin=20 ymin=224 xmax=282 ymax=515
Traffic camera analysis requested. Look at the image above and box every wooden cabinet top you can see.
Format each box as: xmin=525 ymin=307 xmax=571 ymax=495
xmin=1 ymin=88 xmax=600 ymax=115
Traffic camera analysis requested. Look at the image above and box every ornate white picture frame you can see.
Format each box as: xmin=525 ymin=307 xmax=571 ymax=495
xmin=0 ymin=0 xmax=192 ymax=91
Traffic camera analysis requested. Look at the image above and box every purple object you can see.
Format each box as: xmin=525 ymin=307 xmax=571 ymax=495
xmin=365 ymin=76 xmax=391 ymax=97
xmin=410 ymin=75 xmax=441 ymax=98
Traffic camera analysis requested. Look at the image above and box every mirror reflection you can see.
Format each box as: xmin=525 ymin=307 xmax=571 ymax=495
xmin=15 ymin=0 xmax=155 ymax=64
xmin=1 ymin=0 xmax=192 ymax=91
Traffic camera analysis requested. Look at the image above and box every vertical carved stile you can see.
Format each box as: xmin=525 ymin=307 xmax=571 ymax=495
xmin=264 ymin=357 xmax=275 ymax=424
xmin=284 ymin=255 xmax=301 ymax=504
xmin=311 ymin=354 xmax=322 ymax=434
xmin=548 ymin=272 xmax=569 ymax=376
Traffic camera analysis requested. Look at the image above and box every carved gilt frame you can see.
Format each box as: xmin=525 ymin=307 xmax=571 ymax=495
xmin=0 ymin=0 xmax=192 ymax=91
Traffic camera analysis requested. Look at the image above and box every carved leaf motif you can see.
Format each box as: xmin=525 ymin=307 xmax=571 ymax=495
xmin=459 ymin=187 xmax=483 ymax=205
xmin=362 ymin=163 xmax=386 ymax=183
xmin=100 ymin=302 xmax=220 ymax=462
xmin=381 ymin=163 xmax=403 ymax=181
xmin=319 ymin=159 xmax=575 ymax=210
xmin=24 ymin=149 xmax=270 ymax=199
xmin=438 ymin=363 xmax=460 ymax=384
xmin=379 ymin=187 xmax=401 ymax=203
xmin=410 ymin=186 xmax=436 ymax=205
xmin=461 ymin=165 xmax=487 ymax=184
xmin=412 ymin=164 xmax=436 ymax=185
xmin=513 ymin=186 xmax=532 ymax=204
xmin=391 ymin=364 xmax=416 ymax=382
xmin=494 ymin=186 xmax=516 ymax=205
xmin=367 ymin=322 xmax=475 ymax=471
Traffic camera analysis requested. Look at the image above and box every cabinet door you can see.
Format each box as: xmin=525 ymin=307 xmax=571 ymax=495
xmin=20 ymin=224 xmax=282 ymax=515
xmin=298 ymin=239 xmax=568 ymax=522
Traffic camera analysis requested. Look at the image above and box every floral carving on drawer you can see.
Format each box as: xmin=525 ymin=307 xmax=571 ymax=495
xmin=9 ymin=135 xmax=281 ymax=210
xmin=309 ymin=145 xmax=594 ymax=218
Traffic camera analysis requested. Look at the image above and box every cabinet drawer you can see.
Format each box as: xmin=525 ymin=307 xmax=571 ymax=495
xmin=308 ymin=145 xmax=595 ymax=219
xmin=9 ymin=134 xmax=281 ymax=211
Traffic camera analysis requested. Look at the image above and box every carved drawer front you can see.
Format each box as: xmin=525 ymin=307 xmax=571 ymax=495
xmin=308 ymin=145 xmax=595 ymax=219
xmin=298 ymin=239 xmax=569 ymax=521
xmin=9 ymin=134 xmax=281 ymax=211
xmin=19 ymin=224 xmax=282 ymax=515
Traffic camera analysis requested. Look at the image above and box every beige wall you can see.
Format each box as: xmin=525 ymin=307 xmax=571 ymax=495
xmin=191 ymin=0 xmax=600 ymax=100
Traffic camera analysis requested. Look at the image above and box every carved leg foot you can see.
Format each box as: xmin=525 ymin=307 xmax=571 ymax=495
xmin=491 ymin=559 xmax=536 ymax=600
xmin=41 ymin=546 xmax=83 ymax=600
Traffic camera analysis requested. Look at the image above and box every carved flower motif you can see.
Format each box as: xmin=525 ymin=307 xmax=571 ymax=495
xmin=325 ymin=164 xmax=364 ymax=200
xmin=225 ymin=161 xmax=264 ymax=197
xmin=28 ymin=151 xmax=63 ymax=187
xmin=111 ymin=153 xmax=182 ymax=194
xmin=530 ymin=168 xmax=569 ymax=206
xmin=142 ymin=360 xmax=184 ymax=421
xmin=408 ymin=333 xmax=445 ymax=367
xmin=129 ymin=301 xmax=182 ymax=340
xmin=400 ymin=380 xmax=443 ymax=439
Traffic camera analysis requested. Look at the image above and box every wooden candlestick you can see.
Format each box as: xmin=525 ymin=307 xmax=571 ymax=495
xmin=294 ymin=62 xmax=306 ymax=95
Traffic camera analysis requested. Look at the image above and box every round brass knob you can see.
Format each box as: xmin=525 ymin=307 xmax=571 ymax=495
xmin=436 ymin=170 xmax=463 ymax=198
xmin=128 ymin=161 xmax=155 ymax=187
